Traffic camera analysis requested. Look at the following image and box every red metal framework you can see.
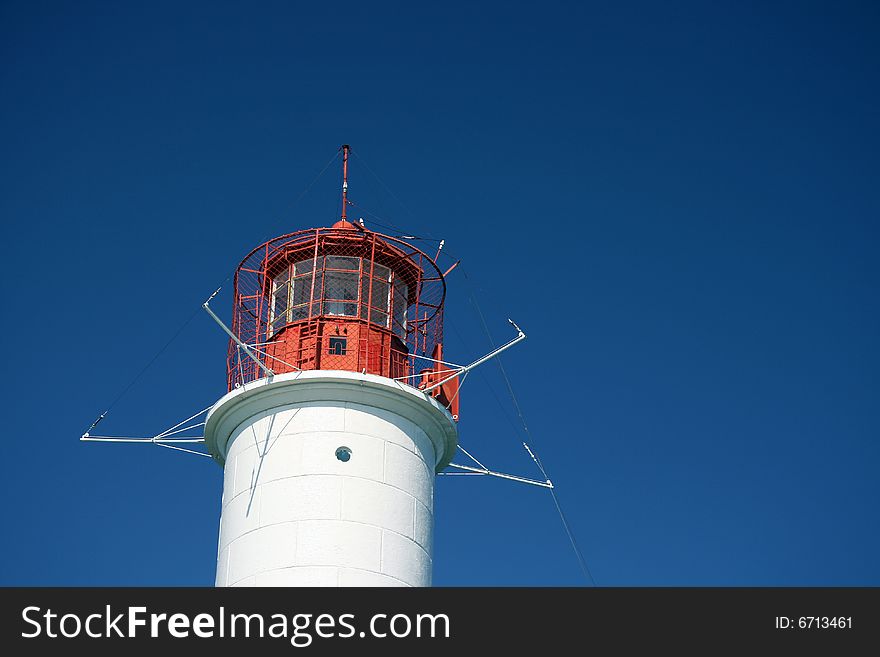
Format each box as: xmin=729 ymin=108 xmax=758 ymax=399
xmin=226 ymin=222 xmax=458 ymax=415
xmin=222 ymin=144 xmax=460 ymax=417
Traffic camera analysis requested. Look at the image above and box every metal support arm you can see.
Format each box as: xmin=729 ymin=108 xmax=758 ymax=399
xmin=441 ymin=462 xmax=553 ymax=489
xmin=203 ymin=288 xmax=274 ymax=378
xmin=423 ymin=319 xmax=526 ymax=393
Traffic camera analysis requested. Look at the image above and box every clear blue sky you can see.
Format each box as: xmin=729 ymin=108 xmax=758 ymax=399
xmin=1 ymin=1 xmax=877 ymax=586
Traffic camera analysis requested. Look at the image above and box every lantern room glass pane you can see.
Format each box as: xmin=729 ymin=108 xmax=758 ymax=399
xmin=324 ymin=270 xmax=359 ymax=317
xmin=392 ymin=282 xmax=407 ymax=338
xmin=371 ymin=263 xmax=391 ymax=280
xmin=294 ymin=256 xmax=322 ymax=275
xmin=291 ymin=275 xmax=312 ymax=306
xmin=271 ymin=272 xmax=290 ymax=333
xmin=359 ymin=276 xmax=391 ymax=326
xmin=271 ymin=259 xmax=322 ymax=331
xmin=370 ymin=279 xmax=390 ymax=309
xmin=325 ymin=271 xmax=359 ymax=300
xmin=359 ymin=281 xmax=369 ymax=320
xmin=326 ymin=256 xmax=359 ymax=271
xmin=312 ymin=270 xmax=323 ymax=305
xmin=326 ymin=301 xmax=358 ymax=316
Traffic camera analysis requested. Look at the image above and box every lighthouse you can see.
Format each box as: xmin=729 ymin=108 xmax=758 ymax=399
xmin=203 ymin=146 xmax=461 ymax=587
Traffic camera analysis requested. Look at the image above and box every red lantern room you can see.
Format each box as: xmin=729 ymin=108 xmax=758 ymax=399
xmin=225 ymin=146 xmax=459 ymax=418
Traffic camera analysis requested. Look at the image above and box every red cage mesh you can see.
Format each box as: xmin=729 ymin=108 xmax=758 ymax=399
xmin=226 ymin=225 xmax=446 ymax=392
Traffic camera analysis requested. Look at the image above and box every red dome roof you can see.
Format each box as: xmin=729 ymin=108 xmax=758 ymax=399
xmin=331 ymin=219 xmax=356 ymax=230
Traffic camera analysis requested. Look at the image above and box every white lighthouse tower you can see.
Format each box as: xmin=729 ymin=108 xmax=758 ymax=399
xmin=204 ymin=146 xmax=461 ymax=587
xmin=80 ymin=145 xmax=552 ymax=586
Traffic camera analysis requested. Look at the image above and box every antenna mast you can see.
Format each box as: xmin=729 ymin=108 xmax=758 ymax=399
xmin=340 ymin=144 xmax=350 ymax=222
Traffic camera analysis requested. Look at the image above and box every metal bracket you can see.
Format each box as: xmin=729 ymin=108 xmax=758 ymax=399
xmin=80 ymin=404 xmax=214 ymax=458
